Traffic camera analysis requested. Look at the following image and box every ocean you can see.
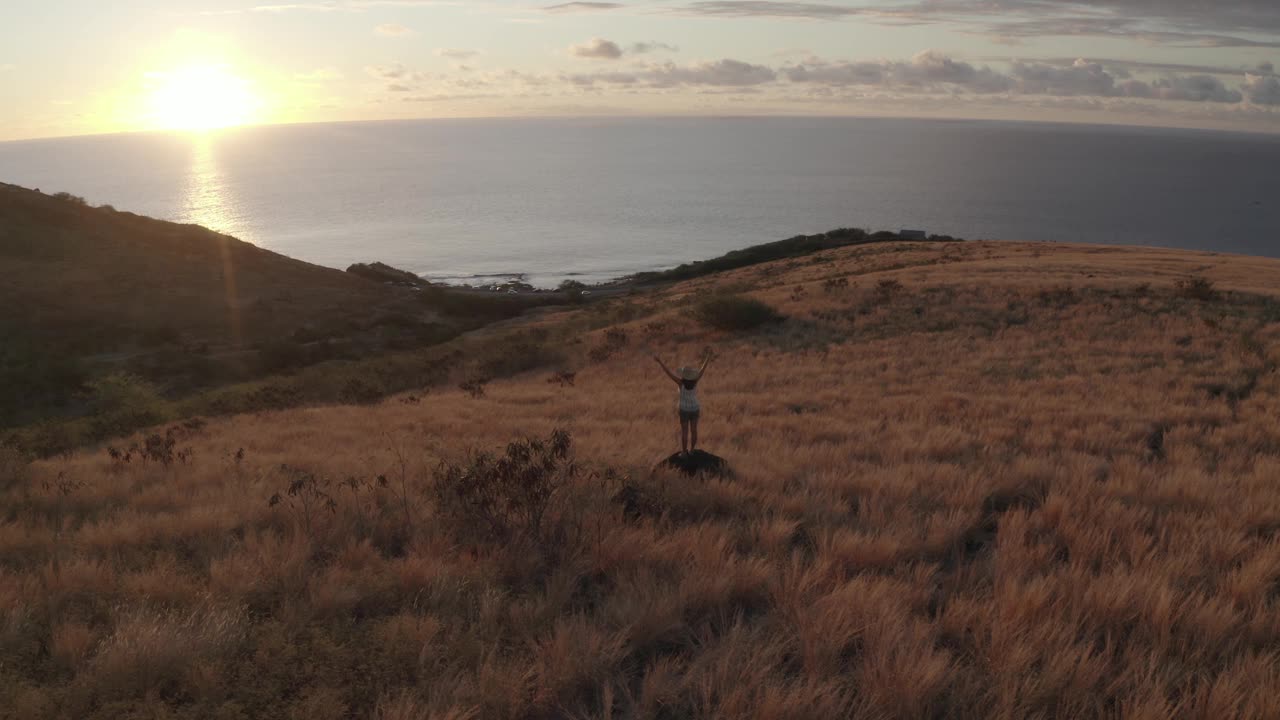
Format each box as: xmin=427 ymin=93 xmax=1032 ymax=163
xmin=2 ymin=117 xmax=1277 ymax=287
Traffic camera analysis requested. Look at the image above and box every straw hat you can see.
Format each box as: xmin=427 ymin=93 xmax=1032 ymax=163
xmin=679 ymin=366 xmax=699 ymax=380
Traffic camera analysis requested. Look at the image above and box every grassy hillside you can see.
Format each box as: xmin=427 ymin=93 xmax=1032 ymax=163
xmin=0 ymin=184 xmax=564 ymax=439
xmin=5 ymin=240 xmax=1280 ymax=718
xmin=0 ymin=183 xmax=411 ymax=345
xmin=1 ymin=189 xmax=950 ymax=457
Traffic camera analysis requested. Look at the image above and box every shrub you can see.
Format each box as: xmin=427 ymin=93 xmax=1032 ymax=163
xmin=257 ymin=339 xmax=309 ymax=373
xmin=604 ymin=328 xmax=628 ymax=347
xmin=548 ymin=371 xmax=576 ymax=387
xmin=475 ymin=338 xmax=565 ymax=379
xmin=1037 ymin=286 xmax=1078 ymax=308
xmin=875 ymin=278 xmax=904 ymax=301
xmin=559 ymin=279 xmax=587 ymax=304
xmin=340 ymin=376 xmax=383 ymax=405
xmin=694 ymin=295 xmax=781 ymax=332
xmin=269 ymin=465 xmax=338 ymax=538
xmin=1175 ymin=276 xmax=1220 ymax=302
xmin=0 ymin=444 xmax=27 ymax=492
xmin=86 ymin=373 xmax=168 ymax=437
xmin=633 ymin=227 xmax=887 ymax=284
xmin=587 ymin=326 xmax=630 ymax=364
xmin=138 ymin=326 xmax=182 ymax=347
xmin=460 ymin=378 xmax=487 ymax=399
xmin=52 ymin=191 xmax=88 ymax=206
xmin=432 ymin=429 xmax=576 ymax=544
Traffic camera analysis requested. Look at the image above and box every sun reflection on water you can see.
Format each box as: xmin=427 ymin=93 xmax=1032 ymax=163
xmin=180 ymin=134 xmax=246 ymax=346
xmin=179 ymin=134 xmax=243 ymax=240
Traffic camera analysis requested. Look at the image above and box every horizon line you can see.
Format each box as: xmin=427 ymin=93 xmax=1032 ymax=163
xmin=5 ymin=110 xmax=1280 ymax=145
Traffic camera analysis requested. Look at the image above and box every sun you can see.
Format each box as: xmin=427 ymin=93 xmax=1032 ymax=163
xmin=147 ymin=64 xmax=260 ymax=132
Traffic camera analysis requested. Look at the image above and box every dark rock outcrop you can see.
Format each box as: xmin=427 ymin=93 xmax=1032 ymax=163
xmin=654 ymin=450 xmax=731 ymax=478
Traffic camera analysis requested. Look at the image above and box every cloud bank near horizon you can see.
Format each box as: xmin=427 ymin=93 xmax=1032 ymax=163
xmin=4 ymin=0 xmax=1280 ymax=140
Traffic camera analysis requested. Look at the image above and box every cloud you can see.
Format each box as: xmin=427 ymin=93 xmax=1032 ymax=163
xmin=251 ymin=2 xmax=343 ymax=12
xmin=783 ymin=51 xmax=1012 ymax=93
xmin=436 ymin=48 xmax=480 ymax=59
xmin=986 ymin=56 xmax=1278 ymax=78
xmin=1009 ymin=58 xmax=1126 ymax=97
xmin=375 ymin=23 xmax=415 ymax=36
xmin=901 ymin=0 xmax=1280 ymax=47
xmin=1005 ymin=68 xmax=1245 ymax=103
xmin=653 ymin=59 xmax=777 ymax=86
xmin=1006 ymin=59 xmax=1247 ymax=102
xmin=399 ymin=92 xmax=502 ymax=103
xmin=568 ymin=58 xmax=776 ymax=87
xmin=1243 ymin=73 xmax=1280 ymax=105
xmin=366 ymin=63 xmax=410 ymax=80
xmin=544 ymin=1 xmax=623 ymax=12
xmin=631 ymin=42 xmax=679 ymax=54
xmin=679 ymin=2 xmax=861 ymax=19
xmin=667 ymin=1 xmax=1280 ymax=49
xmin=366 ymin=63 xmax=433 ymax=86
xmin=570 ymin=38 xmax=624 ymax=59
xmin=570 ymin=38 xmax=678 ymax=59
xmin=1140 ymin=75 xmax=1244 ymax=103
xmin=782 ymin=51 xmax=1257 ymax=104
xmin=0 ymin=64 xmax=14 ymax=72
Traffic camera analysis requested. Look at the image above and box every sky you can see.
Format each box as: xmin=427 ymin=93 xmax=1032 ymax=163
xmin=2 ymin=0 xmax=1280 ymax=140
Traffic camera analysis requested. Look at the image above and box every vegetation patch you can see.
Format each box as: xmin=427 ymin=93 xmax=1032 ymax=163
xmin=694 ymin=294 xmax=782 ymax=332
xmin=1175 ymin=276 xmax=1221 ymax=302
xmin=631 ymin=227 xmax=961 ymax=284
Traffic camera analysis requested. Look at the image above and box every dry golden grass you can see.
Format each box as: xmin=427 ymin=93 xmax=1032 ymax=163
xmin=5 ymin=240 xmax=1280 ymax=718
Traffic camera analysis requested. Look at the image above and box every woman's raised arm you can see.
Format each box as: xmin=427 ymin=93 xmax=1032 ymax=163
xmin=696 ymin=348 xmax=714 ymax=379
xmin=653 ymin=355 xmax=680 ymax=384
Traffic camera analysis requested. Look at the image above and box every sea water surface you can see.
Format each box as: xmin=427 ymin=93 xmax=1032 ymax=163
xmin=2 ymin=117 xmax=1278 ymax=286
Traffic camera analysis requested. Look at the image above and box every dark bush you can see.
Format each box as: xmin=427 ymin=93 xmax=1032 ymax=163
xmin=138 ymin=326 xmax=182 ymax=347
xmin=633 ymin=227 xmax=882 ymax=284
xmin=1175 ymin=276 xmax=1220 ymax=302
xmin=52 ymin=191 xmax=88 ymax=206
xmin=548 ymin=371 xmax=576 ymax=387
xmin=604 ymin=328 xmax=628 ymax=347
xmin=432 ymin=429 xmax=576 ymax=544
xmin=86 ymin=373 xmax=168 ymax=438
xmin=269 ymin=465 xmax=338 ymax=539
xmin=340 ymin=377 xmax=383 ymax=405
xmin=643 ymin=320 xmax=668 ymax=337
xmin=587 ymin=325 xmax=631 ymax=363
xmin=475 ymin=338 xmax=565 ymax=379
xmin=874 ymin=279 xmax=904 ymax=301
xmin=694 ymin=295 xmax=781 ymax=332
xmin=460 ymin=378 xmax=487 ymax=399
xmin=559 ymin=279 xmax=587 ymax=304
xmin=257 ymin=340 xmax=310 ymax=374
xmin=0 ymin=444 xmax=27 ymax=493
xmin=1037 ymin=286 xmax=1078 ymax=308
xmin=823 ymin=277 xmax=849 ymax=294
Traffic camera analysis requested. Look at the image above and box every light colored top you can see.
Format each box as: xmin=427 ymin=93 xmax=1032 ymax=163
xmin=678 ymin=383 xmax=700 ymax=412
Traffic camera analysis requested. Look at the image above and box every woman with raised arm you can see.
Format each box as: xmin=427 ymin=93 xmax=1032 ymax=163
xmin=653 ymin=349 xmax=713 ymax=455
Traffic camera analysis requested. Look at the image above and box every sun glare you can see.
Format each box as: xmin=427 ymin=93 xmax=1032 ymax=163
xmin=147 ymin=65 xmax=260 ymax=132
